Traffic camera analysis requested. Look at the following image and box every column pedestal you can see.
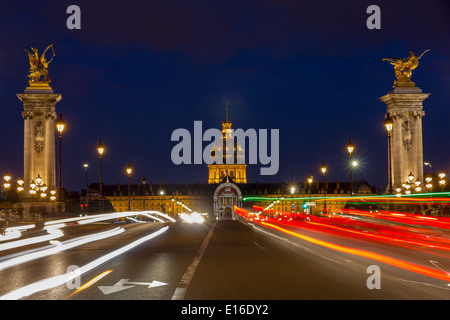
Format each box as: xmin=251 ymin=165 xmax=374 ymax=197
xmin=17 ymin=83 xmax=62 ymax=195
xmin=380 ymin=85 xmax=429 ymax=189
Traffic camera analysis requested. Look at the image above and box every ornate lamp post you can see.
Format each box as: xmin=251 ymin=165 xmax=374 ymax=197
xmin=55 ymin=113 xmax=65 ymax=202
xmin=3 ymin=173 xmax=11 ymax=203
xmin=439 ymin=171 xmax=446 ymax=191
xmin=126 ymin=162 xmax=132 ymax=211
xmin=97 ymin=139 xmax=105 ymax=213
xmin=321 ymin=161 xmax=327 ymax=214
xmin=347 ymin=139 xmax=355 ymax=196
xmin=83 ymin=163 xmax=89 ymax=211
xmin=3 ymin=173 xmax=11 ymax=189
xmin=160 ymin=190 xmax=165 ymax=212
xmin=307 ymin=175 xmax=313 ymax=214
xmin=141 ymin=175 xmax=147 ymax=210
xmin=384 ymin=115 xmax=393 ymax=194
xmin=290 ymin=186 xmax=295 ymax=213
xmin=171 ymin=196 xmax=175 ymax=216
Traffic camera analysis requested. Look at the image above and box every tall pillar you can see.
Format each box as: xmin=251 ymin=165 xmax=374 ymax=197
xmin=17 ymin=83 xmax=62 ymax=194
xmin=380 ymin=86 xmax=429 ymax=188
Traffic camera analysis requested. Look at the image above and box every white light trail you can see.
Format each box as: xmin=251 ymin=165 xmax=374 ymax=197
xmin=146 ymin=211 xmax=176 ymax=222
xmin=180 ymin=212 xmax=204 ymax=224
xmin=0 ymin=226 xmax=169 ymax=300
xmin=0 ymin=224 xmax=36 ymax=242
xmin=0 ymin=227 xmax=124 ymax=272
xmin=77 ymin=211 xmax=174 ymax=225
xmin=42 ymin=210 xmax=175 ymax=227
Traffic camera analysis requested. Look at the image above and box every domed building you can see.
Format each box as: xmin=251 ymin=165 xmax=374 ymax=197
xmin=208 ymin=108 xmax=247 ymax=184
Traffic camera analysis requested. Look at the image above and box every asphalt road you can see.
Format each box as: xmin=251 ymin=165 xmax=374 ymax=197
xmin=1 ymin=217 xmax=449 ymax=302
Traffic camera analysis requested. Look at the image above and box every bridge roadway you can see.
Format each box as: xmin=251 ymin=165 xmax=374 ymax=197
xmin=0 ymin=218 xmax=449 ymax=303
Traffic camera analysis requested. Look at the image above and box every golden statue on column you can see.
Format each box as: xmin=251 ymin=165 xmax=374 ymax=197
xmin=24 ymin=44 xmax=55 ymax=85
xmin=383 ymin=49 xmax=430 ymax=87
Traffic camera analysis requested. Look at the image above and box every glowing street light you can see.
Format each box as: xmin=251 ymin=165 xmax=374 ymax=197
xmin=321 ymin=161 xmax=327 ymax=213
xmin=307 ymin=174 xmax=313 ymax=214
xmin=347 ymin=139 xmax=355 ymax=196
xmin=384 ymin=115 xmax=393 ymax=194
xmin=439 ymin=171 xmax=446 ymax=191
xmin=407 ymin=172 xmax=415 ymax=183
xmin=17 ymin=178 xmax=24 ymax=193
xmin=126 ymin=162 xmax=132 ymax=211
xmin=3 ymin=173 xmax=11 ymax=190
xmin=425 ymin=176 xmax=433 ymax=191
xmin=141 ymin=175 xmax=147 ymax=210
xmin=97 ymin=139 xmax=105 ymax=213
xmin=160 ymin=190 xmax=165 ymax=212
xmin=56 ymin=113 xmax=65 ymax=202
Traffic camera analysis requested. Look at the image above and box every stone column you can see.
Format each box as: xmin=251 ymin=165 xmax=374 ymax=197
xmin=380 ymin=86 xmax=429 ymax=189
xmin=17 ymin=84 xmax=62 ymax=194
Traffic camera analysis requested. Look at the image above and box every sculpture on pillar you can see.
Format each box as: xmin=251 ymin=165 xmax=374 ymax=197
xmin=383 ymin=49 xmax=430 ymax=86
xmin=24 ymin=44 xmax=55 ymax=84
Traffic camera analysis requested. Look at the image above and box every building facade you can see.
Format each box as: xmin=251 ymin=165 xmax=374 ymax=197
xmin=96 ymin=112 xmax=376 ymax=219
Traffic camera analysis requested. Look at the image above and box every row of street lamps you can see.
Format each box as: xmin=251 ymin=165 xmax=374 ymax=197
xmin=124 ymin=161 xmax=193 ymax=214
xmin=3 ymin=173 xmax=57 ymax=202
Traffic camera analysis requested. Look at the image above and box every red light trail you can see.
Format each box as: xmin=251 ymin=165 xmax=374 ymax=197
xmin=234 ymin=206 xmax=450 ymax=282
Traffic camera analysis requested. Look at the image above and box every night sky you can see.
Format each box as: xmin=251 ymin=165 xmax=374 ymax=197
xmin=1 ymin=0 xmax=449 ymax=193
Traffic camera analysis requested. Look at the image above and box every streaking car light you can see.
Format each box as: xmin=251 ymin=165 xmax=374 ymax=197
xmin=0 ymin=227 xmax=124 ymax=272
xmin=0 ymin=226 xmax=64 ymax=252
xmin=0 ymin=224 xmax=36 ymax=242
xmin=261 ymin=221 xmax=450 ymax=282
xmin=0 ymin=226 xmax=169 ymax=300
xmin=180 ymin=212 xmax=204 ymax=224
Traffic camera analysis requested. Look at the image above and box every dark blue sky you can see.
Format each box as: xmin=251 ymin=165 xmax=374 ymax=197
xmin=1 ymin=0 xmax=449 ymax=193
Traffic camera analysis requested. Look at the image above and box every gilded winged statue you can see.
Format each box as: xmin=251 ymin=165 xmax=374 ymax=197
xmin=25 ymin=44 xmax=55 ymax=84
xmin=383 ymin=49 xmax=430 ymax=86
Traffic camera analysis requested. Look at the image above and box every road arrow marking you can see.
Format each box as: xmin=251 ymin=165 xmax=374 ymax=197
xmin=98 ymin=279 xmax=168 ymax=295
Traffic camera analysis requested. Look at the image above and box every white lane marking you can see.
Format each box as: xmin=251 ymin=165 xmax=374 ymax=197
xmin=171 ymin=221 xmax=217 ymax=300
xmin=98 ymin=279 xmax=168 ymax=295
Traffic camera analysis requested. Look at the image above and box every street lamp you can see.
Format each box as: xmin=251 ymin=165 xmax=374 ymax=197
xmin=347 ymin=138 xmax=355 ymax=195
xmin=307 ymin=175 xmax=313 ymax=214
xmin=126 ymin=162 xmax=132 ymax=211
xmin=171 ymin=196 xmax=175 ymax=216
xmin=97 ymin=139 xmax=105 ymax=213
xmin=142 ymin=175 xmax=147 ymax=210
xmin=439 ymin=171 xmax=446 ymax=191
xmin=321 ymin=161 xmax=327 ymax=214
xmin=425 ymin=176 xmax=433 ymax=191
xmin=83 ymin=163 xmax=89 ymax=211
xmin=17 ymin=178 xmax=24 ymax=193
xmin=56 ymin=113 xmax=65 ymax=202
xmin=384 ymin=114 xmax=393 ymax=194
xmin=414 ymin=179 xmax=422 ymax=193
xmin=3 ymin=173 xmax=11 ymax=190
xmin=290 ymin=186 xmax=295 ymax=214
xmin=160 ymin=190 xmax=165 ymax=212
xmin=50 ymin=189 xmax=57 ymax=201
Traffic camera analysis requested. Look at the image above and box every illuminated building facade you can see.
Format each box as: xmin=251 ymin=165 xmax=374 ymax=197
xmin=99 ymin=111 xmax=376 ymax=219
xmin=207 ymin=109 xmax=247 ymax=184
